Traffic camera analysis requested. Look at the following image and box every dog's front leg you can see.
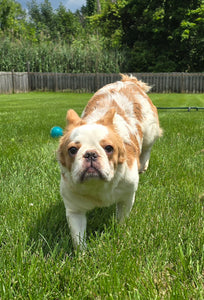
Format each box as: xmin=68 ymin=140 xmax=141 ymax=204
xmin=66 ymin=210 xmax=87 ymax=250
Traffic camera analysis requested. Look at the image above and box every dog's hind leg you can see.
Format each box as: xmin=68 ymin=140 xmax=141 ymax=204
xmin=139 ymin=145 xmax=152 ymax=173
xmin=116 ymin=192 xmax=136 ymax=223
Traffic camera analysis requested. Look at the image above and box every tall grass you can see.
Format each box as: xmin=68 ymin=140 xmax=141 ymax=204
xmin=0 ymin=37 xmax=125 ymax=73
xmin=0 ymin=92 xmax=204 ymax=299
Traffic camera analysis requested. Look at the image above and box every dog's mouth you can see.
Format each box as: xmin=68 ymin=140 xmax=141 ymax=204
xmin=80 ymin=166 xmax=105 ymax=182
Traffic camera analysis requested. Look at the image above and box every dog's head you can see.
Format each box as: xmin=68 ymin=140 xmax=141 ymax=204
xmin=58 ymin=109 xmax=125 ymax=184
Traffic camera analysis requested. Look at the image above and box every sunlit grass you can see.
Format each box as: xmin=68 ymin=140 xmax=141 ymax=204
xmin=0 ymin=92 xmax=204 ymax=299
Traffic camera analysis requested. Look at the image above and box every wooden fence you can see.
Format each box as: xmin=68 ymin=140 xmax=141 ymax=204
xmin=0 ymin=72 xmax=29 ymax=94
xmin=0 ymin=72 xmax=203 ymax=94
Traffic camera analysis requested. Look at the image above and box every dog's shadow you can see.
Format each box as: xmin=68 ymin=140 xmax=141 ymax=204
xmin=28 ymin=197 xmax=115 ymax=256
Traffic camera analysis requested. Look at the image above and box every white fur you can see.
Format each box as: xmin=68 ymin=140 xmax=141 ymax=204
xmin=68 ymin=124 xmax=114 ymax=184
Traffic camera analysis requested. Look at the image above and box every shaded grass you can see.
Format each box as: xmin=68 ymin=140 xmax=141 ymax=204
xmin=0 ymin=92 xmax=204 ymax=299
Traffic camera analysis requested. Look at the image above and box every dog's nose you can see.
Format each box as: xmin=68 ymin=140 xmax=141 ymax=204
xmin=84 ymin=151 xmax=98 ymax=161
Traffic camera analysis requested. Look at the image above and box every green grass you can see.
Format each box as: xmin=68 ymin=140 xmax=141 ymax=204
xmin=0 ymin=92 xmax=204 ymax=299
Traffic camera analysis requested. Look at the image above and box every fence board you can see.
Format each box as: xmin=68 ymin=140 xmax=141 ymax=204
xmin=0 ymin=72 xmax=12 ymax=94
xmin=0 ymin=72 xmax=203 ymax=94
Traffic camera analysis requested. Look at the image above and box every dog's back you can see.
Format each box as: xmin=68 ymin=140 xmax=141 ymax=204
xmin=82 ymin=74 xmax=162 ymax=172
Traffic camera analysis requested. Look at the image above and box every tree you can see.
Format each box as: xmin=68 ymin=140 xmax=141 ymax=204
xmin=176 ymin=4 xmax=204 ymax=71
xmin=89 ymin=0 xmax=127 ymax=48
xmin=86 ymin=0 xmax=96 ymax=16
xmin=55 ymin=4 xmax=81 ymax=42
xmin=120 ymin=0 xmax=204 ymax=71
xmin=27 ymin=0 xmax=81 ymax=42
xmin=0 ymin=0 xmax=26 ymax=37
xmin=27 ymin=0 xmax=56 ymax=39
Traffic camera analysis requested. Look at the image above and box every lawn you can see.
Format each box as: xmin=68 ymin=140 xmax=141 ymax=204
xmin=0 ymin=92 xmax=204 ymax=299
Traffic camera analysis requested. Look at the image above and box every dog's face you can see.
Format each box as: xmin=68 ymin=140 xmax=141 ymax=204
xmin=58 ymin=109 xmax=125 ymax=184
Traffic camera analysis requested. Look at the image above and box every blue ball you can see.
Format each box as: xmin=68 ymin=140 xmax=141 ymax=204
xmin=50 ymin=126 xmax=63 ymax=138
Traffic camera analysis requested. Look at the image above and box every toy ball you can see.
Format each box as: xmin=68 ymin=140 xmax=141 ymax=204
xmin=50 ymin=126 xmax=63 ymax=138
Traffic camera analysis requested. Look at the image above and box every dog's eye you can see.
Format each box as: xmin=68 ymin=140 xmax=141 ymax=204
xmin=104 ymin=145 xmax=114 ymax=154
xmin=68 ymin=147 xmax=78 ymax=156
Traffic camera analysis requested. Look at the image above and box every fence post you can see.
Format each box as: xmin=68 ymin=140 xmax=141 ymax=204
xmin=181 ymin=72 xmax=184 ymax=93
xmin=54 ymin=73 xmax=58 ymax=92
xmin=27 ymin=61 xmax=31 ymax=92
xmin=12 ymin=69 xmax=15 ymax=94
xmin=95 ymin=73 xmax=99 ymax=92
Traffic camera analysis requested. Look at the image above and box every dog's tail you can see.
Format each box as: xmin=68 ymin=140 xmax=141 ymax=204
xmin=120 ymin=73 xmax=151 ymax=93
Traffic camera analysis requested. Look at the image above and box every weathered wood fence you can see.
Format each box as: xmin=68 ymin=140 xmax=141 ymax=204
xmin=0 ymin=72 xmax=29 ymax=94
xmin=0 ymin=72 xmax=203 ymax=94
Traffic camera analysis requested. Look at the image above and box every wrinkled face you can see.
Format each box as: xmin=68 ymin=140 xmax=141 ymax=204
xmin=58 ymin=110 xmax=125 ymax=184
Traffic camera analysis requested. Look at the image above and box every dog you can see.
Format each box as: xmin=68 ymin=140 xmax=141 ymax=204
xmin=57 ymin=74 xmax=162 ymax=249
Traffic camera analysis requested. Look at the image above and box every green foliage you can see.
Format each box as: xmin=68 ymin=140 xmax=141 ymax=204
xmin=0 ymin=0 xmax=27 ymax=38
xmin=27 ymin=0 xmax=81 ymax=42
xmin=0 ymin=0 xmax=203 ymax=72
xmin=89 ymin=0 xmax=128 ymax=48
xmin=86 ymin=0 xmax=97 ymax=16
xmin=0 ymin=36 xmax=125 ymax=72
xmin=179 ymin=4 xmax=204 ymax=71
xmin=55 ymin=4 xmax=81 ymax=42
xmin=120 ymin=0 xmax=204 ymax=72
xmin=0 ymin=93 xmax=204 ymax=298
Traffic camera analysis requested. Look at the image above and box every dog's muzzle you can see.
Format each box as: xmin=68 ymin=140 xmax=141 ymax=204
xmin=80 ymin=150 xmax=104 ymax=182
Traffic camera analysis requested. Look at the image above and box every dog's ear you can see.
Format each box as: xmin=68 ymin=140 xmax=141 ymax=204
xmin=98 ymin=108 xmax=116 ymax=126
xmin=66 ymin=109 xmax=82 ymax=126
xmin=104 ymin=108 xmax=116 ymax=125
xmin=57 ymin=143 xmax=66 ymax=166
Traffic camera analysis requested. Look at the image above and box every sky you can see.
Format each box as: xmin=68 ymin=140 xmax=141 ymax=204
xmin=17 ymin=0 xmax=86 ymax=12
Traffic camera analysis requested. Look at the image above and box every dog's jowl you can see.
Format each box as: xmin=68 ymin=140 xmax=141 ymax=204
xmin=57 ymin=74 xmax=162 ymax=249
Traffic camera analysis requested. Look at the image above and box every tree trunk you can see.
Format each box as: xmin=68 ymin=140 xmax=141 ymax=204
xmin=96 ymin=0 xmax=101 ymax=13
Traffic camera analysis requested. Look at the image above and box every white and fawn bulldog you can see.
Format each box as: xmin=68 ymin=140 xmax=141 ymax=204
xmin=58 ymin=74 xmax=162 ymax=249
